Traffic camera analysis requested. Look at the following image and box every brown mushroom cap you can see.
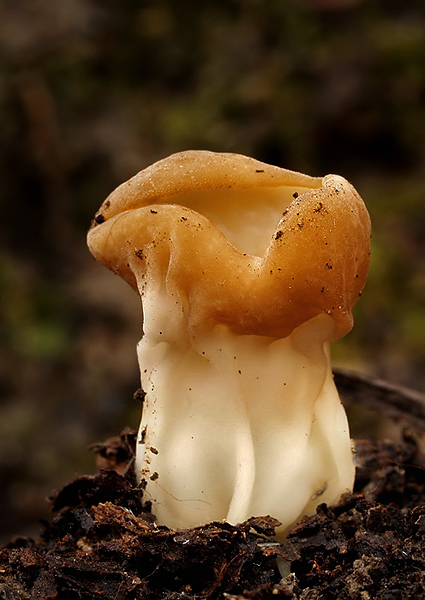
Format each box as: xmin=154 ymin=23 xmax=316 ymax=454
xmin=88 ymin=151 xmax=371 ymax=340
xmin=91 ymin=150 xmax=322 ymax=221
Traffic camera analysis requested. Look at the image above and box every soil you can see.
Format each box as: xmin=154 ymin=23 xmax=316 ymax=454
xmin=2 ymin=373 xmax=425 ymax=599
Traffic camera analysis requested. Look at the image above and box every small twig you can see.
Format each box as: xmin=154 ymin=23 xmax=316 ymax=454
xmin=334 ymin=368 xmax=425 ymax=433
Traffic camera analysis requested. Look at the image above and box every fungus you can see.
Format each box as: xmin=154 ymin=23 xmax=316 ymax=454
xmin=87 ymin=150 xmax=371 ymax=537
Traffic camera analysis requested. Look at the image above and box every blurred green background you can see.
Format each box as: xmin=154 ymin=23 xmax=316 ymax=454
xmin=1 ymin=0 xmax=425 ymax=542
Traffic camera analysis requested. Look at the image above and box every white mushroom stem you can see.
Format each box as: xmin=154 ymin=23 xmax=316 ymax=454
xmin=137 ymin=299 xmax=354 ymax=535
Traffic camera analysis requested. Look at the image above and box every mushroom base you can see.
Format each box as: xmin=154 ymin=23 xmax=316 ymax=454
xmin=135 ymin=313 xmax=354 ymax=537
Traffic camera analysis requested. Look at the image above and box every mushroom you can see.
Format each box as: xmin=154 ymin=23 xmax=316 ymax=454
xmin=87 ymin=150 xmax=371 ymax=537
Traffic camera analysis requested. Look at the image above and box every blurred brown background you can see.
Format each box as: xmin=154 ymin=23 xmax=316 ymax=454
xmin=1 ymin=0 xmax=425 ymax=543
